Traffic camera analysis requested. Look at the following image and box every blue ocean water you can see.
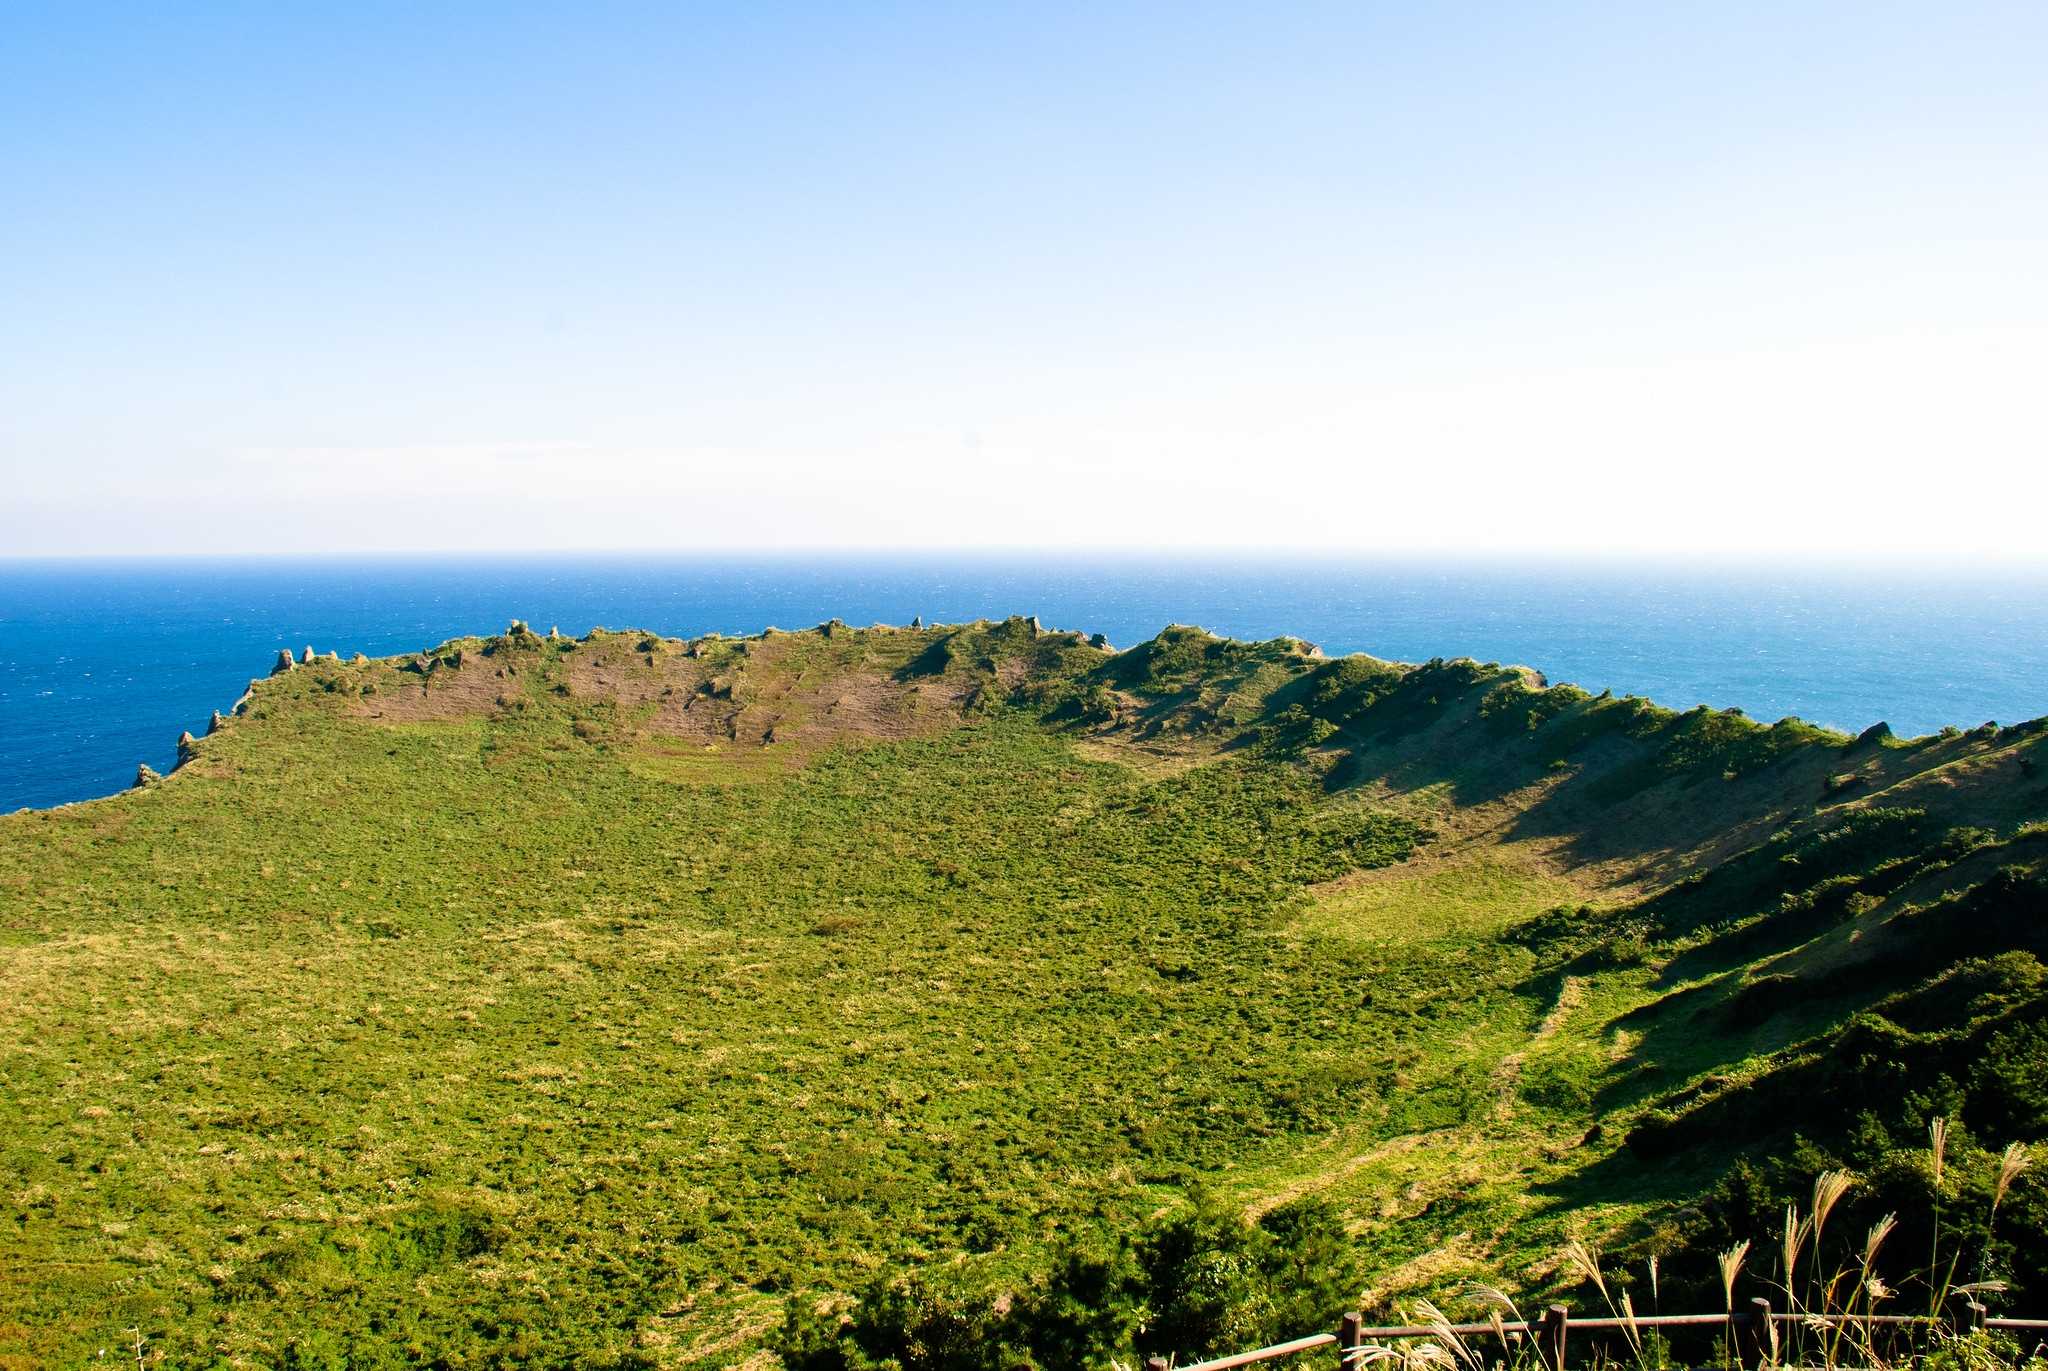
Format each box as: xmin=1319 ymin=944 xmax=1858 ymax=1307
xmin=3 ymin=554 xmax=2045 ymax=814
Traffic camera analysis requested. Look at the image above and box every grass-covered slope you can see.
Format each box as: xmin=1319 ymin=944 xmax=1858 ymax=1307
xmin=1 ymin=619 xmax=2043 ymax=1368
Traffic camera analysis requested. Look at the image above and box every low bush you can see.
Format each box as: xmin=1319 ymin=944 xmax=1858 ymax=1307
xmin=773 ymin=1197 xmax=1357 ymax=1370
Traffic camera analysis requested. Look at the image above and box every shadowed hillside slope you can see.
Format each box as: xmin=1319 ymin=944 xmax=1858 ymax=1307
xmin=2 ymin=619 xmax=2043 ymax=1368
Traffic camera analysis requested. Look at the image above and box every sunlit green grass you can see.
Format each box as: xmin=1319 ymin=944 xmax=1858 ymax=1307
xmin=0 ymin=657 xmax=1473 ymax=1367
xmin=3 ymin=624 xmax=2042 ymax=1369
xmin=1293 ymin=851 xmax=1584 ymax=946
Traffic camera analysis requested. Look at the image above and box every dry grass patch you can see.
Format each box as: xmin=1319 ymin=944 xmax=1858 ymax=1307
xmin=1299 ymin=848 xmax=1585 ymax=945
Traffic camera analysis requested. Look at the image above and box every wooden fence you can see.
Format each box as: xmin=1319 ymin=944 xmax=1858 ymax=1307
xmin=1142 ymin=1300 xmax=2048 ymax=1371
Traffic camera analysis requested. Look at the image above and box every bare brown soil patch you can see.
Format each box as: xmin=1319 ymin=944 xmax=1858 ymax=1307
xmin=350 ymin=658 xmax=512 ymax=724
xmin=1070 ymin=736 xmax=1217 ymax=779
xmin=352 ymin=630 xmax=985 ymax=777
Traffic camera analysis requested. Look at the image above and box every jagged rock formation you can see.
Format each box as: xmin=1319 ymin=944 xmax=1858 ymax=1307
xmin=208 ymin=710 xmax=226 ymax=735
xmin=301 ymin=645 xmax=316 ymax=664
xmin=132 ymin=763 xmax=160 ymax=788
xmin=272 ymin=650 xmax=296 ymax=675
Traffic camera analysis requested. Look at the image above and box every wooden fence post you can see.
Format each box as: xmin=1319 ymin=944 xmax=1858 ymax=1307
xmin=1338 ymin=1311 xmax=1364 ymax=1367
xmin=1539 ymin=1304 xmax=1569 ymax=1371
xmin=1965 ymin=1300 xmax=1988 ymax=1334
xmin=1143 ymin=1357 xmax=1169 ymax=1371
xmin=1739 ymin=1296 xmax=1773 ymax=1367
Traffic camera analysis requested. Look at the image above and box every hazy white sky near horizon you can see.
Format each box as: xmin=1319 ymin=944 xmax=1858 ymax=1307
xmin=2 ymin=3 xmax=2044 ymax=559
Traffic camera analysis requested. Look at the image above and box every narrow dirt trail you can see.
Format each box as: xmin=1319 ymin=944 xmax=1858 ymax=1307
xmin=1244 ymin=1129 xmax=1456 ymax=1220
xmin=1246 ymin=975 xmax=1586 ymax=1219
xmin=1490 ymin=975 xmax=1583 ymax=1120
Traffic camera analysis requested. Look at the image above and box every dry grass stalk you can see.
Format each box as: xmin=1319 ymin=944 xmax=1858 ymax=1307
xmin=1995 ymin=1142 xmax=2031 ymax=1213
xmin=1719 ymin=1240 xmax=1750 ymax=1311
xmin=1718 ymin=1240 xmax=1751 ymax=1370
xmin=1812 ymin=1170 xmax=1854 ymax=1256
xmin=1781 ymin=1204 xmax=1810 ymax=1310
xmin=1415 ymin=1298 xmax=1486 ymax=1371
xmin=1563 ymin=1240 xmax=1645 ymax=1364
xmin=1809 ymin=1169 xmax=1856 ymax=1325
xmin=1563 ymin=1240 xmax=1607 ymax=1303
xmin=1929 ymin=1118 xmax=1952 ymax=1322
xmin=1619 ymin=1289 xmax=1648 ymax=1365
xmin=1864 ymin=1212 xmax=1897 ymax=1270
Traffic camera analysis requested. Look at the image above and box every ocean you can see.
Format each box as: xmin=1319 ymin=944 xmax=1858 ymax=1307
xmin=3 ymin=554 xmax=2045 ymax=814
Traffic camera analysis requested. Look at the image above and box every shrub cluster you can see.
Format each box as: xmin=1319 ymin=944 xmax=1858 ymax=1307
xmin=773 ymin=1198 xmax=1357 ymax=1371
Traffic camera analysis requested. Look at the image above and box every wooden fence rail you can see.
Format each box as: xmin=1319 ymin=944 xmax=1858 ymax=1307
xmin=1142 ymin=1300 xmax=2048 ymax=1371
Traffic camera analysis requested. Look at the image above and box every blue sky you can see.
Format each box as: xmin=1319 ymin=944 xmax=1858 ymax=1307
xmin=2 ymin=3 xmax=2043 ymax=556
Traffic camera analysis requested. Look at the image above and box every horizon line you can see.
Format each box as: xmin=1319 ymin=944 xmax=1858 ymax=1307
xmin=8 ymin=545 xmax=2048 ymax=571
